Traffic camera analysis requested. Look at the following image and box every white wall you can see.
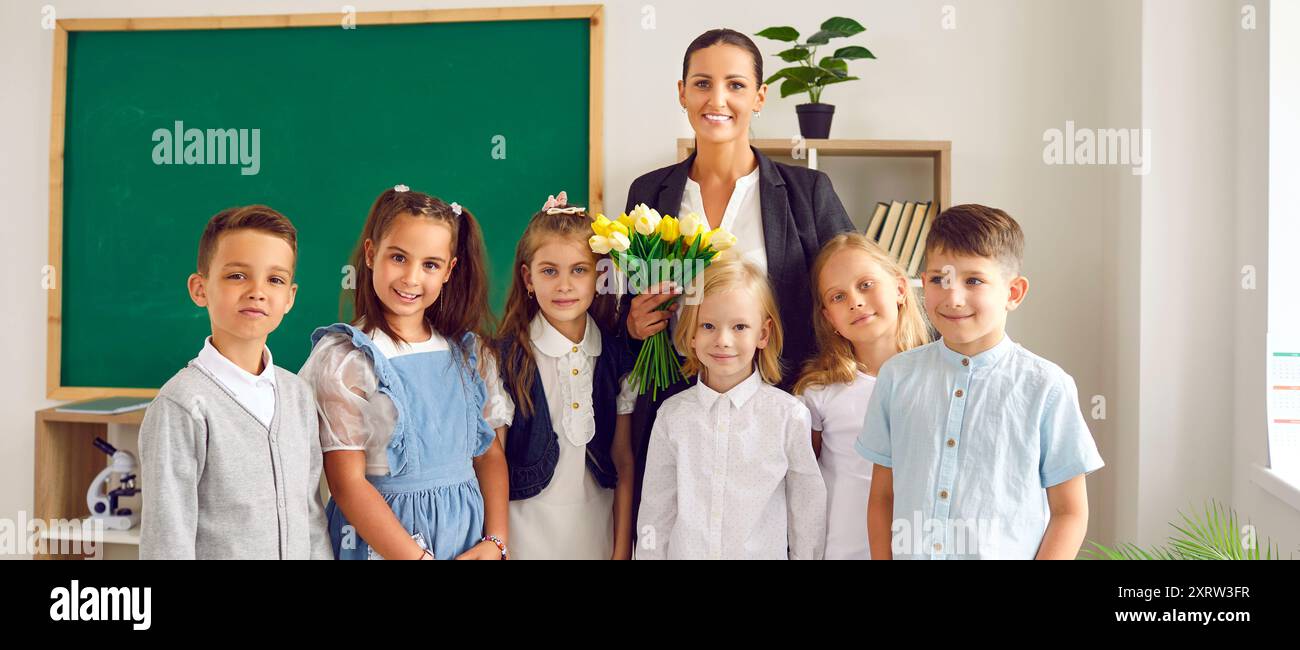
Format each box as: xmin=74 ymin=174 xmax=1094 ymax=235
xmin=3 ymin=0 xmax=1292 ymax=559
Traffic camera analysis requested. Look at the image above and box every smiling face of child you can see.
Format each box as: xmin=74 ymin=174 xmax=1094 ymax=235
xmin=190 ymin=229 xmax=297 ymax=347
xmin=690 ymin=286 xmax=771 ymax=392
xmin=523 ymin=235 xmax=597 ymax=335
xmin=364 ymin=213 xmax=457 ymax=338
xmin=678 ymin=43 xmax=767 ymax=147
xmin=818 ymin=247 xmax=905 ymax=348
xmin=923 ymin=248 xmax=1028 ymax=357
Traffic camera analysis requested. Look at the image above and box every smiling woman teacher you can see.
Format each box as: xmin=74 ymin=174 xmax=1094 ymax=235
xmin=621 ymin=28 xmax=855 ymax=518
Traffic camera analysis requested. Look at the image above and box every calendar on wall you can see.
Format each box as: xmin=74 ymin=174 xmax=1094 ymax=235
xmin=1267 ymin=334 xmax=1300 ymax=480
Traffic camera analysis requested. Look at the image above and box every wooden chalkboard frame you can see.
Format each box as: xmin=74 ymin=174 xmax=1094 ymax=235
xmin=46 ymin=5 xmax=605 ymax=400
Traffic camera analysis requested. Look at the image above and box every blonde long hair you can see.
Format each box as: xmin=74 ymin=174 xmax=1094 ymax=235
xmin=794 ymin=233 xmax=930 ymax=395
xmin=674 ymin=257 xmax=784 ymax=385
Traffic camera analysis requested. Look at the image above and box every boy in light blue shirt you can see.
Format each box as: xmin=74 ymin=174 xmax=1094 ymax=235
xmin=856 ymin=204 xmax=1103 ymax=559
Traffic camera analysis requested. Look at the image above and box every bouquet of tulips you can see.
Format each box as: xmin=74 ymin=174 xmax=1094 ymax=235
xmin=589 ymin=204 xmax=736 ymax=398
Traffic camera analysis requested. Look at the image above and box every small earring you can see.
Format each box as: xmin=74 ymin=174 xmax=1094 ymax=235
xmin=681 ymin=106 xmax=688 ymax=114
xmin=527 ymin=290 xmax=534 ymax=300
xmin=753 ymin=111 xmax=761 ymax=118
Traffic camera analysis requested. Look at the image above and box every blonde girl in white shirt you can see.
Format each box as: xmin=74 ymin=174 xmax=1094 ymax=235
xmin=635 ymin=257 xmax=826 ymax=559
xmin=793 ymin=233 xmax=931 ymax=560
xmin=488 ymin=192 xmax=639 ymax=560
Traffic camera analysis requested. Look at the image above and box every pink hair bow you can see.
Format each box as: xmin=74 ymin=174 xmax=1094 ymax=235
xmin=542 ymin=191 xmax=585 ymax=215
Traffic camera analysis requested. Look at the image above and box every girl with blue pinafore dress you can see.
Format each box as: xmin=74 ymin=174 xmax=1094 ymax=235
xmin=299 ymin=186 xmax=511 ymax=560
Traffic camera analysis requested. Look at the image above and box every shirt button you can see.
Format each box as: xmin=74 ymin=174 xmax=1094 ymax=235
xmin=947 ymin=439 xmax=956 ymax=448
xmin=571 ymin=346 xmax=579 ymax=353
xmin=939 ymin=489 xmax=949 ymax=499
xmin=571 ymin=368 xmax=579 ymax=376
xmin=962 ymin=358 xmax=969 ymax=367
xmin=572 ymin=402 xmax=580 ymax=410
xmin=955 ymin=389 xmax=964 ymax=398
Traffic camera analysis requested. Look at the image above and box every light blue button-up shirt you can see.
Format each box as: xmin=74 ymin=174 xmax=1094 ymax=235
xmin=855 ymin=335 xmax=1104 ymax=559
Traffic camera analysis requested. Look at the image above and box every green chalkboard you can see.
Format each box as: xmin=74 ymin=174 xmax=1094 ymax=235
xmin=58 ymin=17 xmax=594 ymax=391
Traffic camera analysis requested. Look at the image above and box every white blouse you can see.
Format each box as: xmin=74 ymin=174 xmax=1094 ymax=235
xmin=680 ymin=164 xmax=766 ymax=273
xmin=498 ymin=314 xmax=637 ymax=560
xmin=635 ymin=370 xmax=827 ymax=560
xmin=298 ymin=328 xmax=511 ymax=476
xmin=799 ymin=371 xmax=877 ymax=560
xmin=494 ymin=313 xmax=637 ymax=443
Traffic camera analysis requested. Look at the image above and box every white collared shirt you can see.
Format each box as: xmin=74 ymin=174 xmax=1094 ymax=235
xmin=635 ymin=370 xmax=827 ymax=560
xmin=193 ymin=336 xmax=277 ymax=428
xmin=680 ymin=164 xmax=766 ymax=273
xmin=496 ymin=313 xmax=637 ymax=446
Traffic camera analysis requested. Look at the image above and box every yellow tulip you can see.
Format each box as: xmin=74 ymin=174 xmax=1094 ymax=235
xmin=659 ymin=216 xmax=680 ymax=243
xmin=609 ymin=221 xmax=630 ymax=238
xmin=591 ymin=215 xmax=614 ymax=238
xmin=616 ymin=213 xmax=635 ymax=231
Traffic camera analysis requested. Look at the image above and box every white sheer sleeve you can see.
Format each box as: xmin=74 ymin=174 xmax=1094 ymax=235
xmin=298 ymin=333 xmax=397 ymax=474
xmin=476 ymin=338 xmax=515 ymax=430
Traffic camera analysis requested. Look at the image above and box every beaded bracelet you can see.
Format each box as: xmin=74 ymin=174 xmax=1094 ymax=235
xmin=482 ymin=535 xmax=508 ymax=560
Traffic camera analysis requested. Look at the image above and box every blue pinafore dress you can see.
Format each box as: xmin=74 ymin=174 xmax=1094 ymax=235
xmin=312 ymin=323 xmax=496 ymax=560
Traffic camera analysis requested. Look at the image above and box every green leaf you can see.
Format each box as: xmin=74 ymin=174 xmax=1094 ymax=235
xmin=833 ymin=45 xmax=876 ymax=60
xmin=779 ymin=78 xmax=810 ymax=98
xmin=763 ymin=69 xmax=786 ymax=85
xmin=755 ymin=26 xmax=799 ymax=42
xmin=804 ymin=29 xmax=835 ymax=45
xmin=820 ymin=16 xmax=866 ymax=37
xmin=774 ymin=66 xmax=820 ymax=84
xmin=776 ymin=46 xmax=810 ymax=63
xmin=818 ymin=75 xmax=859 ymax=87
xmin=818 ymin=57 xmax=849 ymax=77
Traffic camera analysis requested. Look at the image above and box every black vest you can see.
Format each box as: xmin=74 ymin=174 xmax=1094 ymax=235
xmin=496 ymin=324 xmax=633 ymax=500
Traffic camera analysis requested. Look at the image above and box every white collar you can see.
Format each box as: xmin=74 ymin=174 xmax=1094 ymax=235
xmin=529 ymin=313 xmax=601 ymax=358
xmin=197 ymin=336 xmax=276 ymax=390
xmin=694 ymin=369 xmax=762 ymax=410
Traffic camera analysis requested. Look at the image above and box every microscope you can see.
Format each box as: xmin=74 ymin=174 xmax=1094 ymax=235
xmin=87 ymin=437 xmax=141 ymax=530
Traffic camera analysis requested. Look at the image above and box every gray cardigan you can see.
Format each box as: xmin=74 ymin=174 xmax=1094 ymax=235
xmin=138 ymin=362 xmax=332 ymax=560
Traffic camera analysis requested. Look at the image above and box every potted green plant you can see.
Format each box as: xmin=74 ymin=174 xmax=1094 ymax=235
xmin=756 ymin=17 xmax=875 ymax=139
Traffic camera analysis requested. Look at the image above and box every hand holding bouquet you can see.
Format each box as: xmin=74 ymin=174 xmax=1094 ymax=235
xmin=589 ymin=204 xmax=736 ymax=398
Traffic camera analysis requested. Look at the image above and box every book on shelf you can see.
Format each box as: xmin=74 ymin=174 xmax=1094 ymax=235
xmin=54 ymin=396 xmax=152 ymax=415
xmin=876 ymin=200 xmax=905 ymax=251
xmin=907 ymin=201 xmax=938 ymax=278
xmin=863 ymin=199 xmax=939 ymax=278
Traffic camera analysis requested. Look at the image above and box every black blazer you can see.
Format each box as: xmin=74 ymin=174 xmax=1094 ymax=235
xmin=620 ymin=146 xmax=855 ymax=387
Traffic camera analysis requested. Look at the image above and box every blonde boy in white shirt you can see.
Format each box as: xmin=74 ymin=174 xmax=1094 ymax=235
xmin=635 ymin=258 xmax=826 ymax=560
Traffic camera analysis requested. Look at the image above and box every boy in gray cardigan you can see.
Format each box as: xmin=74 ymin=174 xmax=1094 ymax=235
xmin=139 ymin=205 xmax=331 ymax=559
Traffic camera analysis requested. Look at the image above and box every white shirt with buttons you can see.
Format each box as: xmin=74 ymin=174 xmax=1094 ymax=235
xmin=193 ymin=336 xmax=277 ymax=428
xmin=497 ymin=313 xmax=637 ymax=560
xmin=635 ymin=370 xmax=827 ymax=560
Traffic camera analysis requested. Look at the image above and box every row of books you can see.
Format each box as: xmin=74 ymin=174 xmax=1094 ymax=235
xmin=864 ymin=200 xmax=937 ymax=279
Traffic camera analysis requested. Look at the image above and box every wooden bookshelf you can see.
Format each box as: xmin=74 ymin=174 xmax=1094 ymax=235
xmin=677 ymin=138 xmax=951 ymax=211
xmin=33 ymin=407 xmax=145 ymax=559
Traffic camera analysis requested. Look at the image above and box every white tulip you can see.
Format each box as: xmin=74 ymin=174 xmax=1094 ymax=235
xmin=710 ymin=230 xmax=738 ymax=252
xmin=589 ymin=234 xmax=612 ymax=254
xmin=609 ymin=231 xmax=631 ymax=252
xmin=678 ymin=213 xmax=702 ymax=240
